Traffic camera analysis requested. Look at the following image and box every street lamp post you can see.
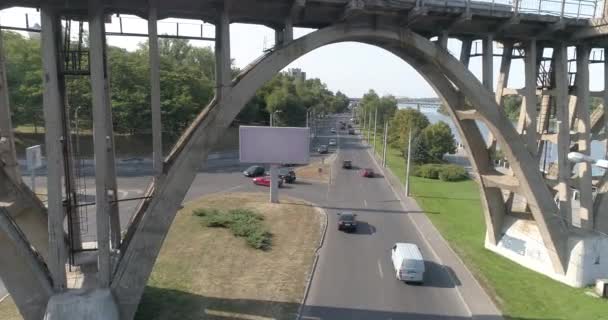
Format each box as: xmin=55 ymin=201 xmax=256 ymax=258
xmin=405 ymin=126 xmax=413 ymax=197
xmin=373 ymin=107 xmax=378 ymax=154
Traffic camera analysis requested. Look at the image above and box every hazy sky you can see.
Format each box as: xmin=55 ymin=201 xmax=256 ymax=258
xmin=1 ymin=6 xmax=606 ymax=98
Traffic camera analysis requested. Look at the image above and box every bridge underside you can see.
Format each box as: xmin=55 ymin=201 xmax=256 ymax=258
xmin=1 ymin=1 xmax=608 ymax=319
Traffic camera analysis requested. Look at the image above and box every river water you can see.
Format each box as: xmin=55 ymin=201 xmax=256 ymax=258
xmin=399 ymin=103 xmax=606 ymax=175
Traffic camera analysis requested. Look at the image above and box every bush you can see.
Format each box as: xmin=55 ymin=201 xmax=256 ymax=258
xmin=413 ymin=164 xmax=443 ymax=179
xmin=438 ymin=165 xmax=468 ymax=182
xmin=412 ymin=164 xmax=468 ymax=182
xmin=193 ymin=208 xmax=272 ymax=250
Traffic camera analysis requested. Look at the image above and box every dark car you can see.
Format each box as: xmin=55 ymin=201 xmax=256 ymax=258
xmin=348 ymin=128 xmax=355 ymax=135
xmin=347 ymin=124 xmax=352 ymax=128
xmin=243 ymin=165 xmax=265 ymax=177
xmin=360 ymin=168 xmax=374 ymax=178
xmin=337 ymin=212 xmax=358 ymax=232
xmin=278 ymin=168 xmax=296 ymax=183
xmin=317 ymin=145 xmax=329 ymax=154
xmin=342 ymin=160 xmax=352 ymax=169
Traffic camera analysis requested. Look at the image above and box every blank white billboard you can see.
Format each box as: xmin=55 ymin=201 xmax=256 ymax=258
xmin=239 ymin=126 xmax=310 ymax=164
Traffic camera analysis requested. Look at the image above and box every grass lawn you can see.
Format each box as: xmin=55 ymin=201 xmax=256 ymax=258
xmin=135 ymin=192 xmax=322 ymax=320
xmin=363 ymin=130 xmax=608 ymax=320
xmin=0 ymin=192 xmax=322 ymax=320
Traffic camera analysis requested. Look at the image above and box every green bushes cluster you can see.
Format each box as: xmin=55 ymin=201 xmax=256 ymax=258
xmin=413 ymin=164 xmax=468 ymax=182
xmin=193 ymin=208 xmax=272 ymax=250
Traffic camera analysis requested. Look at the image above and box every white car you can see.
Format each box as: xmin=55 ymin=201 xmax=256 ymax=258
xmin=330 ymin=128 xmax=336 ymax=133
xmin=391 ymin=243 xmax=425 ymax=283
xmin=328 ymin=139 xmax=337 ymax=146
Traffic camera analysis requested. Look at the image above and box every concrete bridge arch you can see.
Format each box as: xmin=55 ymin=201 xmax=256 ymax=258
xmin=112 ymin=21 xmax=578 ymax=319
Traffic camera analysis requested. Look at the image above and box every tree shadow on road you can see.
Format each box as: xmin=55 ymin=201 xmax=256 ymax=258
xmin=136 ymin=286 xmax=557 ymax=320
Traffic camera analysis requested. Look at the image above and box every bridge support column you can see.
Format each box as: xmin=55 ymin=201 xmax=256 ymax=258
xmin=0 ymin=32 xmax=19 ymax=182
xmin=523 ymin=39 xmax=538 ymax=155
xmin=215 ymin=6 xmax=232 ymax=100
xmin=149 ymin=3 xmax=163 ymax=178
xmin=574 ymin=45 xmax=593 ymax=229
xmin=40 ymin=5 xmax=68 ymax=291
xmin=483 ymin=35 xmax=496 ymax=151
xmin=89 ymin=0 xmax=120 ymax=285
xmin=554 ymin=43 xmax=572 ymax=225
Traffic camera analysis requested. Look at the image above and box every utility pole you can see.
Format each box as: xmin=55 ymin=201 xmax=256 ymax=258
xmin=405 ymin=126 xmax=412 ymax=197
xmin=382 ymin=121 xmax=388 ymax=167
xmin=367 ymin=111 xmax=372 ymax=143
xmin=373 ymin=107 xmax=378 ymax=154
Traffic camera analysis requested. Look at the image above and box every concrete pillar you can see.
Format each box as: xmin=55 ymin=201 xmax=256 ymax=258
xmin=482 ymin=35 xmax=494 ymax=91
xmin=0 ymin=32 xmax=19 ymax=182
xmin=459 ymin=38 xmax=472 ymax=68
xmin=437 ymin=31 xmax=448 ymax=49
xmin=0 ymin=208 xmax=53 ymax=320
xmin=149 ymin=5 xmax=163 ymax=177
xmin=88 ymin=0 xmax=113 ymax=287
xmin=523 ymin=39 xmax=538 ymax=155
xmin=284 ymin=16 xmax=294 ymax=43
xmin=574 ymin=45 xmax=593 ymax=229
xmin=554 ymin=43 xmax=572 ymax=225
xmin=215 ymin=7 xmax=231 ymax=100
xmin=274 ymin=29 xmax=284 ymax=46
xmin=495 ymin=41 xmax=512 ymax=107
xmin=270 ymin=164 xmax=279 ymax=203
xmin=40 ymin=6 xmax=67 ymax=291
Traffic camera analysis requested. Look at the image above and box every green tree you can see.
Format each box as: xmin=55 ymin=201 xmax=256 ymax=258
xmin=388 ymin=108 xmax=430 ymax=154
xmin=416 ymin=121 xmax=456 ymax=163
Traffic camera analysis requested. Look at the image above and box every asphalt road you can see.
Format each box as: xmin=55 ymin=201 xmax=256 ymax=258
xmin=299 ymin=115 xmax=471 ymax=320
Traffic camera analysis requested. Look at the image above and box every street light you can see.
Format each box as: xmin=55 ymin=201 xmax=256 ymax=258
xmin=568 ymin=152 xmax=608 ymax=169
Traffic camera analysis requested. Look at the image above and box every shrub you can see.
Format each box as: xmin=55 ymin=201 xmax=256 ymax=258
xmin=413 ymin=164 xmax=442 ymax=179
xmin=193 ymin=208 xmax=272 ymax=250
xmin=438 ymin=164 xmax=468 ymax=182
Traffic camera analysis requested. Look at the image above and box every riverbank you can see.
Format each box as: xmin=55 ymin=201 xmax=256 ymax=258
xmin=363 ymin=129 xmax=608 ymax=320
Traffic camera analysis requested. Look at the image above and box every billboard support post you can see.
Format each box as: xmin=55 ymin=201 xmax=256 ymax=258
xmin=270 ymin=164 xmax=279 ymax=203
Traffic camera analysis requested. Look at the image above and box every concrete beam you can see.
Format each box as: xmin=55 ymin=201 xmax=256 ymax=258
xmin=555 ymin=43 xmax=572 ymax=226
xmin=88 ymin=0 xmax=113 ymax=287
xmin=482 ymin=35 xmax=494 ymax=91
xmin=342 ymin=0 xmax=364 ymax=21
xmin=0 ymin=208 xmax=53 ymax=320
xmin=149 ymin=4 xmax=163 ymax=178
xmin=437 ymin=30 xmax=448 ymax=49
xmin=574 ymin=45 xmax=593 ymax=229
xmin=447 ymin=11 xmax=472 ymax=32
xmin=495 ymin=41 xmax=512 ymax=106
xmin=494 ymin=15 xmax=521 ymax=34
xmin=40 ymin=5 xmax=67 ymax=291
xmin=459 ymin=38 xmax=472 ymax=68
xmin=405 ymin=6 xmax=428 ymax=27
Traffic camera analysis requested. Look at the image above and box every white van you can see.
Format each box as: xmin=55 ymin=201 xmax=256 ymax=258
xmin=391 ymin=243 xmax=425 ymax=283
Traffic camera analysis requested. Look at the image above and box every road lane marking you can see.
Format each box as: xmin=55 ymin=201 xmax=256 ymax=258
xmin=364 ymin=199 xmax=368 ymax=208
xmin=377 ymin=259 xmax=384 ymax=279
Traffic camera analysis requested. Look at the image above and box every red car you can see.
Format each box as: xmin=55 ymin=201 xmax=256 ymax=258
xmin=360 ymin=168 xmax=375 ymax=178
xmin=252 ymin=177 xmax=283 ymax=187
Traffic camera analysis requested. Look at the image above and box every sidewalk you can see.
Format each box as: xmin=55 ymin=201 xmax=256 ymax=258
xmin=366 ymin=146 xmax=502 ymax=319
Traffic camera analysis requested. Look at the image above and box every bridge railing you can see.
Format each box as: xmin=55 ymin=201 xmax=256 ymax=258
xmin=476 ymin=0 xmax=604 ymax=18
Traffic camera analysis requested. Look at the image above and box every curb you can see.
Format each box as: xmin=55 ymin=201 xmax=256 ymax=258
xmin=365 ymin=147 xmax=501 ymax=319
xmin=0 ymin=293 xmax=8 ymax=304
xmin=296 ymin=205 xmax=329 ymax=320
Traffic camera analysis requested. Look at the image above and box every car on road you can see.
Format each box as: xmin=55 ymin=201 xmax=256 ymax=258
xmin=360 ymin=168 xmax=375 ymax=178
xmin=243 ymin=165 xmax=265 ymax=177
xmin=252 ymin=176 xmax=283 ymax=188
xmin=330 ymin=128 xmax=336 ymax=133
xmin=342 ymin=160 xmax=352 ymax=169
xmin=347 ymin=124 xmax=352 ymax=128
xmin=278 ymin=168 xmax=296 ymax=183
xmin=337 ymin=212 xmax=358 ymax=232
xmin=348 ymin=128 xmax=355 ymax=135
xmin=318 ymin=145 xmax=328 ymax=154
xmin=328 ymin=139 xmax=337 ymax=146
xmin=391 ymin=243 xmax=425 ymax=283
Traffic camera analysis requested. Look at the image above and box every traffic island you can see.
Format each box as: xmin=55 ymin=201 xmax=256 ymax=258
xmin=295 ymin=154 xmax=335 ymax=183
xmin=135 ymin=192 xmax=323 ymax=320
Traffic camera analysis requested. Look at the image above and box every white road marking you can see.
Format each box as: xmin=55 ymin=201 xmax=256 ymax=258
xmin=377 ymin=259 xmax=384 ymax=279
xmin=364 ymin=199 xmax=368 ymax=208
